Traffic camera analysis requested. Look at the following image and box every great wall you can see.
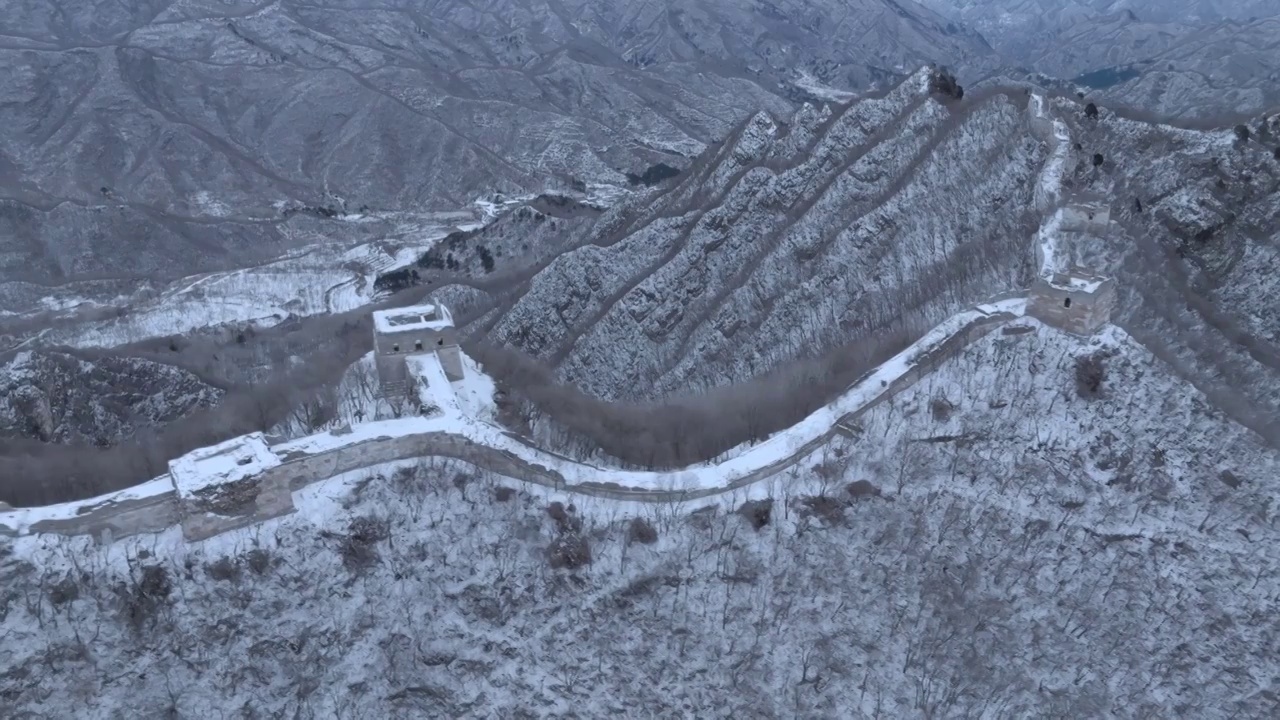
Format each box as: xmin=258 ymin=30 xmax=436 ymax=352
xmin=0 ymin=92 xmax=1121 ymax=546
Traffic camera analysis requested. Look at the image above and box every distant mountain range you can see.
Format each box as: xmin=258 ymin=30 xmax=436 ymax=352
xmin=921 ymin=0 xmax=1280 ymax=119
xmin=0 ymin=0 xmax=997 ymax=289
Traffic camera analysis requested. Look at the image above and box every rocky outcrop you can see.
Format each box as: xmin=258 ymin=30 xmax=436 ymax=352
xmin=0 ymin=350 xmax=222 ymax=445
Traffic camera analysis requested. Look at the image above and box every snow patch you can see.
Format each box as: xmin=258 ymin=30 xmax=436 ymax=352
xmin=0 ymin=476 xmax=177 ymax=535
xmin=792 ymin=71 xmax=856 ymax=103
xmin=168 ymin=433 xmax=280 ymax=496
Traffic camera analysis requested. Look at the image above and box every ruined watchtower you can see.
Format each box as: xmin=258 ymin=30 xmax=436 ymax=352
xmin=1029 ymin=270 xmax=1117 ymax=336
xmin=169 ymin=432 xmax=294 ymax=542
xmin=371 ymin=301 xmax=464 ymax=397
xmin=1025 ymin=184 xmax=1119 ymax=337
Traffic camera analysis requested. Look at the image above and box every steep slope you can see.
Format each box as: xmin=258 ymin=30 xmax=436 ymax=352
xmin=3 ymin=321 xmax=1276 ymax=717
xmin=0 ymin=349 xmax=222 ymax=445
xmin=420 ymin=76 xmax=1280 ymax=430
xmin=1044 ymin=95 xmax=1280 ymax=443
xmin=1092 ymin=17 xmax=1280 ymax=120
xmin=0 ymin=0 xmax=997 ymax=287
xmin=442 ymin=69 xmax=1042 ymax=402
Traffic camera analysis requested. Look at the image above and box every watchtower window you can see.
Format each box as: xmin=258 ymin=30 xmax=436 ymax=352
xmin=414 ymin=340 xmax=423 ymax=351
xmin=1063 ymin=298 xmax=1072 ymax=308
xmin=392 ymin=344 xmax=399 ymax=353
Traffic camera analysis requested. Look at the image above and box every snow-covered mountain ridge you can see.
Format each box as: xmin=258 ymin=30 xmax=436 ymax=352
xmin=919 ymin=0 xmax=1280 ymax=119
xmin=3 ymin=72 xmax=1279 ymax=715
xmin=439 ymin=69 xmax=1039 ymax=406
xmin=418 ymin=68 xmax=1280 ymax=456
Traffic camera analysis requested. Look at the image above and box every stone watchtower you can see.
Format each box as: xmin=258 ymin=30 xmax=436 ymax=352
xmin=371 ymin=301 xmax=464 ymax=397
xmin=1028 ymin=194 xmax=1118 ymax=336
xmin=1028 ymin=271 xmax=1117 ymax=336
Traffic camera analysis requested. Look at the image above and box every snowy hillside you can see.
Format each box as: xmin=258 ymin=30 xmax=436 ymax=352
xmin=1047 ymin=97 xmax=1280 ymax=445
xmin=402 ymin=73 xmax=1280 ymax=463
xmin=0 ymin=350 xmax=222 ymax=446
xmin=451 ymin=69 xmax=1041 ymax=403
xmin=920 ymin=1 xmax=1280 ymax=119
xmin=3 ymin=321 xmax=1276 ymax=717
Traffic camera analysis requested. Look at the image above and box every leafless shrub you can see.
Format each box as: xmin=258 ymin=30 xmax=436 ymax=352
xmin=928 ymin=67 xmax=964 ymax=101
xmin=348 ymin=515 xmax=390 ymax=544
xmin=846 ymin=480 xmax=882 ymax=500
xmin=546 ymin=533 xmax=591 ymax=570
xmin=797 ymin=496 xmax=847 ymax=526
xmin=46 ymin=575 xmax=80 ymax=606
xmin=737 ymin=500 xmax=773 ymax=531
xmin=246 ymin=548 xmax=273 ymax=576
xmin=930 ymin=396 xmax=955 ymax=422
xmin=615 ymin=574 xmax=680 ymax=605
xmin=1075 ymin=353 xmax=1107 ymax=398
xmin=687 ymin=506 xmax=719 ymax=531
xmin=627 ymin=517 xmax=658 ymax=545
xmin=389 ymin=465 xmax=422 ymax=496
xmin=337 ymin=515 xmax=390 ymax=573
xmin=546 ymin=502 xmax=582 ymax=533
xmin=205 ymin=557 xmax=242 ymax=584
xmin=114 ymin=564 xmax=173 ymax=633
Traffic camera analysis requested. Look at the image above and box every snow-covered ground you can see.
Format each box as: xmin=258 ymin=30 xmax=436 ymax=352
xmin=15 ymin=195 xmax=549 ymax=351
xmin=3 ymin=313 xmax=1275 ymax=718
xmin=791 ymin=71 xmax=857 ymax=103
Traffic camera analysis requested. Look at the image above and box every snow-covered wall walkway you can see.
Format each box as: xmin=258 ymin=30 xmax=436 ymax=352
xmin=1028 ymin=94 xmax=1073 ymax=278
xmin=1 ymin=297 xmax=1027 ymax=540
